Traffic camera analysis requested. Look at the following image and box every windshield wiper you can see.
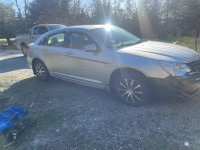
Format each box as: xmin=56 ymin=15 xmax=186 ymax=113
xmin=135 ymin=40 xmax=143 ymax=44
xmin=114 ymin=40 xmax=142 ymax=48
xmin=114 ymin=43 xmax=127 ymax=48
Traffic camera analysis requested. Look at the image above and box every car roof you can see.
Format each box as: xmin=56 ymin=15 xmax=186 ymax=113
xmin=34 ymin=25 xmax=115 ymax=45
xmin=34 ymin=24 xmax=66 ymax=27
xmin=68 ymin=25 xmax=111 ymax=30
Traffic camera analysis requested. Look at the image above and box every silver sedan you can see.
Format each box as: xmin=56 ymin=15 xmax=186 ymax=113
xmin=27 ymin=25 xmax=200 ymax=106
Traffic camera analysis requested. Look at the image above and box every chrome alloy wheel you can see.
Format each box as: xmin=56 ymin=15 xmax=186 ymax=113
xmin=35 ymin=63 xmax=46 ymax=80
xmin=118 ymin=78 xmax=143 ymax=103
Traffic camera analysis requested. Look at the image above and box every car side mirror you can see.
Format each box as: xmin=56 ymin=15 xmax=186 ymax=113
xmin=84 ymin=44 xmax=97 ymax=52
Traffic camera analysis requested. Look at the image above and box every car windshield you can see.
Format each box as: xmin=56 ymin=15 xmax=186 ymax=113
xmin=91 ymin=27 xmax=141 ymax=49
xmin=48 ymin=25 xmax=66 ymax=30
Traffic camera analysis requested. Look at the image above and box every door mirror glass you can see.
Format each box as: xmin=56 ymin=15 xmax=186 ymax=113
xmin=84 ymin=44 xmax=97 ymax=52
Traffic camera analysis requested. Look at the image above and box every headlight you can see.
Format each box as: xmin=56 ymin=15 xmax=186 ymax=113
xmin=159 ymin=61 xmax=191 ymax=76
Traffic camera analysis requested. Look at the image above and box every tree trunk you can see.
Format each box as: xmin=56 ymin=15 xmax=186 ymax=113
xmin=25 ymin=0 xmax=28 ymax=33
xmin=6 ymin=37 xmax=13 ymax=46
xmin=195 ymin=34 xmax=197 ymax=52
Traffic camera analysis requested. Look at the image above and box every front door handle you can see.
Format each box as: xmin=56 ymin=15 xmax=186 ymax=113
xmin=32 ymin=36 xmax=35 ymax=39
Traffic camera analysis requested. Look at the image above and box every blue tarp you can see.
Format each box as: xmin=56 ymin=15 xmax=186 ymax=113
xmin=0 ymin=106 xmax=26 ymax=132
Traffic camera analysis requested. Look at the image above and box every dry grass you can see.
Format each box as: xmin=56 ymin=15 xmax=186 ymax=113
xmin=160 ymin=36 xmax=200 ymax=52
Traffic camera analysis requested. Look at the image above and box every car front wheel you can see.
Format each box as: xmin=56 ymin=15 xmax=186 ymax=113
xmin=112 ymin=71 xmax=151 ymax=106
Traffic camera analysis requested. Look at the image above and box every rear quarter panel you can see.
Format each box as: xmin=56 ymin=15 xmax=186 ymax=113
xmin=27 ymin=44 xmax=48 ymax=70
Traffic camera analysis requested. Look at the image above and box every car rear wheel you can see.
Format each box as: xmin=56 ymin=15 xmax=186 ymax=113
xmin=112 ymin=71 xmax=151 ymax=106
xmin=21 ymin=44 xmax=27 ymax=56
xmin=33 ymin=60 xmax=50 ymax=81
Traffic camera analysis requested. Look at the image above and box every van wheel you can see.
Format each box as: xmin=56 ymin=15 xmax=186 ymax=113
xmin=112 ymin=71 xmax=150 ymax=106
xmin=21 ymin=44 xmax=27 ymax=56
xmin=33 ymin=60 xmax=50 ymax=81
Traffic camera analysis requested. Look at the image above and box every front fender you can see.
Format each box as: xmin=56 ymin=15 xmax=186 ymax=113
xmin=105 ymin=53 xmax=170 ymax=86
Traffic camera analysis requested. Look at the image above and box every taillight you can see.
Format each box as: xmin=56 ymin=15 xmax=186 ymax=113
xmin=27 ymin=46 xmax=30 ymax=52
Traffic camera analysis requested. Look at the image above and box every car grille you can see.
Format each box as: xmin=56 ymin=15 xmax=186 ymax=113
xmin=188 ymin=59 xmax=200 ymax=73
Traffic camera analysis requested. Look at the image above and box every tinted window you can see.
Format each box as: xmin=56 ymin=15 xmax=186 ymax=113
xmin=39 ymin=27 xmax=48 ymax=34
xmin=69 ymin=32 xmax=94 ymax=50
xmin=39 ymin=36 xmax=48 ymax=45
xmin=33 ymin=27 xmax=39 ymax=35
xmin=47 ymin=33 xmax=65 ymax=47
xmin=33 ymin=27 xmax=48 ymax=35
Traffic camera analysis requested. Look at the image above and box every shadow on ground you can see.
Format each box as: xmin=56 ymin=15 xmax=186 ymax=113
xmin=1 ymin=77 xmax=200 ymax=150
xmin=0 ymin=56 xmax=29 ymax=73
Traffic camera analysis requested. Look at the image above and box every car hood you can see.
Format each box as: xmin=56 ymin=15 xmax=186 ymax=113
xmin=118 ymin=41 xmax=199 ymax=63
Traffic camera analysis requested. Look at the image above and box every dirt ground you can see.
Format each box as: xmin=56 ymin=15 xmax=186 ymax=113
xmin=1 ymin=50 xmax=200 ymax=150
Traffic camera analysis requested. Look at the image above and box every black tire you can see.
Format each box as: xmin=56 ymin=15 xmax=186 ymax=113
xmin=33 ymin=60 xmax=50 ymax=81
xmin=112 ymin=71 xmax=151 ymax=106
xmin=21 ymin=44 xmax=27 ymax=56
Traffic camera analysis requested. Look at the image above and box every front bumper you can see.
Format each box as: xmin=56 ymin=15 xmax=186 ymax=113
xmin=149 ymin=72 xmax=200 ymax=100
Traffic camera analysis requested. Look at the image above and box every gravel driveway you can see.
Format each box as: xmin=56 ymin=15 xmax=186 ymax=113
xmin=0 ymin=50 xmax=29 ymax=73
xmin=0 ymin=50 xmax=33 ymax=91
xmin=0 ymin=50 xmax=200 ymax=150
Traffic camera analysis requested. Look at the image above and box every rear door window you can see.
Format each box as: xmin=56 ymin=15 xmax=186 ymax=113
xmin=38 ymin=36 xmax=48 ymax=46
xmin=47 ymin=33 xmax=65 ymax=47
